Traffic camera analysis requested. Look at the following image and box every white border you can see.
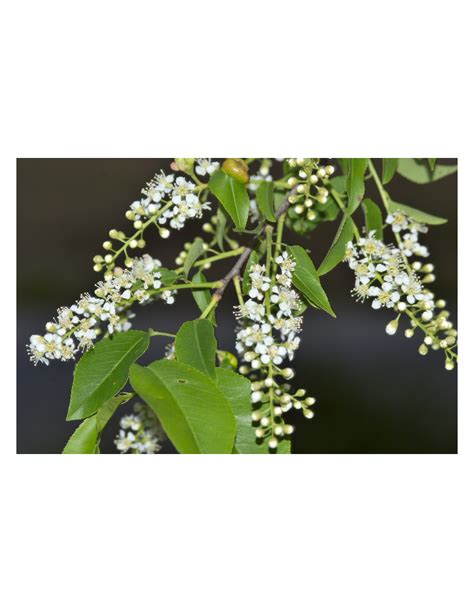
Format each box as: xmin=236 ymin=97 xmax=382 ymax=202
xmin=4 ymin=1 xmax=472 ymax=610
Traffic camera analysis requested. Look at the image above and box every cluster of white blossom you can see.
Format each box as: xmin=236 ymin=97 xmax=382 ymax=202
xmin=345 ymin=214 xmax=457 ymax=369
xmin=235 ymin=252 xmax=316 ymax=449
xmin=115 ymin=401 xmax=165 ymax=454
xmin=386 ymin=210 xmax=429 ymax=257
xmin=128 ymin=173 xmax=212 ymax=231
xmin=27 ymin=255 xmax=175 ymax=366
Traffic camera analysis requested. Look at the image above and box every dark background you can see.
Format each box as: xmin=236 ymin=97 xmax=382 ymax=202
xmin=17 ymin=159 xmax=458 ymax=453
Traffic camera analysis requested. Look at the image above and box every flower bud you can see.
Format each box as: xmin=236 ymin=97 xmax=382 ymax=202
xmin=203 ymin=223 xmax=213 ymax=233
xmin=436 ymin=299 xmax=446 ymax=308
xmin=104 ymin=254 xmax=113 ymax=264
xmin=421 ymin=311 xmax=433 ymax=322
xmin=405 ymin=328 xmax=414 ymax=338
xmin=307 ymin=211 xmax=317 ymax=221
xmin=283 ymin=424 xmax=294 ymax=435
xmin=130 ymin=239 xmax=138 ymax=249
xmin=260 ymin=416 xmax=270 ymax=427
xmin=418 ymin=343 xmax=428 ymax=355
xmin=303 ymin=409 xmax=314 ymax=419
xmin=251 ymin=410 xmax=262 ymax=422
xmin=109 ymin=229 xmax=119 ymax=239
xmin=102 ymin=241 xmax=112 ymax=250
xmin=159 ymin=228 xmax=170 ymax=239
xmin=445 ymin=359 xmax=455 ymax=371
xmin=306 ymin=397 xmax=316 ymax=406
xmin=255 ymin=428 xmax=265 ymax=439
xmin=274 ymin=425 xmax=284 ymax=437
xmin=385 ymin=319 xmax=399 ymax=335
xmin=282 ymin=368 xmax=294 ymax=380
xmin=251 ymin=391 xmax=262 ymax=404
xmin=268 ymin=437 xmax=278 ymax=449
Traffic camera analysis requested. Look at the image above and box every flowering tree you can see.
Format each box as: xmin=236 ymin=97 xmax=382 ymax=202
xmin=27 ymin=158 xmax=458 ymax=454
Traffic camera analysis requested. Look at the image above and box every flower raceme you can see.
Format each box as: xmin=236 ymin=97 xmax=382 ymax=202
xmin=27 ymin=255 xmax=175 ymax=366
xmin=345 ymin=210 xmax=457 ymax=370
xmin=235 ymin=251 xmax=316 ymax=449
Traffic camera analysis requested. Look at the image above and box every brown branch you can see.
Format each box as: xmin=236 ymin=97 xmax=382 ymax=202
xmin=212 ymin=186 xmax=296 ymax=301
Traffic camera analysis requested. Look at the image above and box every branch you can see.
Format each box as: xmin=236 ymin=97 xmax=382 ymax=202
xmin=211 ymin=186 xmax=296 ymax=302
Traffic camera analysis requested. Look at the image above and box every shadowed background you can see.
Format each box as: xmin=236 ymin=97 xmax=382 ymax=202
xmin=17 ymin=159 xmax=457 ymax=453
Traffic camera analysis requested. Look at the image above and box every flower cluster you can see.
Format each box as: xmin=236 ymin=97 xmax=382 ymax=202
xmin=115 ymin=401 xmax=166 ymax=454
xmin=345 ymin=218 xmax=457 ymax=369
xmin=27 ymin=255 xmax=175 ymax=365
xmin=95 ymin=160 xmax=218 ymax=274
xmin=235 ymin=251 xmax=315 ymax=449
xmin=286 ymin=158 xmax=334 ymax=221
xmin=386 ymin=210 xmax=429 ymax=257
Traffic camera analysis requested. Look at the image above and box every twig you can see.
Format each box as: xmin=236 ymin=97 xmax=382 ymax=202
xmin=211 ymin=186 xmax=296 ymax=302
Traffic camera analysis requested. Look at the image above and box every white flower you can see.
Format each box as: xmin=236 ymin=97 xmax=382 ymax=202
xmin=172 ymin=176 xmax=196 ymax=204
xmin=349 ymin=258 xmax=376 ymax=285
xmin=249 ymin=266 xmax=271 ymax=300
xmin=275 ymin=251 xmax=296 ymax=275
xmin=401 ymin=275 xmax=425 ymax=304
xmin=260 ymin=343 xmax=287 ymax=365
xmin=270 ymin=286 xmax=300 ymax=316
xmin=386 ymin=211 xmax=409 ymax=233
xmin=368 ymin=282 xmax=401 ymax=309
xmin=195 ymin=158 xmax=219 ymax=176
xmin=237 ymin=299 xmax=265 ymax=322
xmin=115 ymin=430 xmax=135 ymax=452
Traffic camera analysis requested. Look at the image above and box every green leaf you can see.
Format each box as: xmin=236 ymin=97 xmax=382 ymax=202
xmin=208 ymin=169 xmax=250 ymax=230
xmin=67 ymin=331 xmax=150 ymax=421
xmin=428 ymin=158 xmax=436 ymax=171
xmin=346 ymin=158 xmax=368 ymax=213
xmin=242 ymin=250 xmax=260 ymax=294
xmin=95 ymin=393 xmax=134 ymax=431
xmin=362 ymin=198 xmax=384 ymax=240
xmin=130 ymin=361 xmax=236 ymax=454
xmin=338 ymin=158 xmax=350 ymax=175
xmin=183 ymin=237 xmax=204 ymax=278
xmin=191 ymin=271 xmax=216 ymax=324
xmin=175 ymin=319 xmax=217 ymax=380
xmin=287 ymin=246 xmax=336 ymax=317
xmin=330 ymin=175 xmax=347 ymax=194
xmin=63 ymin=393 xmax=133 ymax=454
xmin=255 ymin=180 xmax=276 ymax=221
xmin=318 ymin=214 xmax=354 ymax=276
xmin=397 ymin=158 xmax=457 ymax=183
xmin=382 ymin=158 xmax=398 ymax=185
xmin=388 ymin=200 xmax=447 ymax=225
xmin=158 ymin=267 xmax=180 ymax=286
xmin=63 ymin=418 xmax=98 ymax=454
